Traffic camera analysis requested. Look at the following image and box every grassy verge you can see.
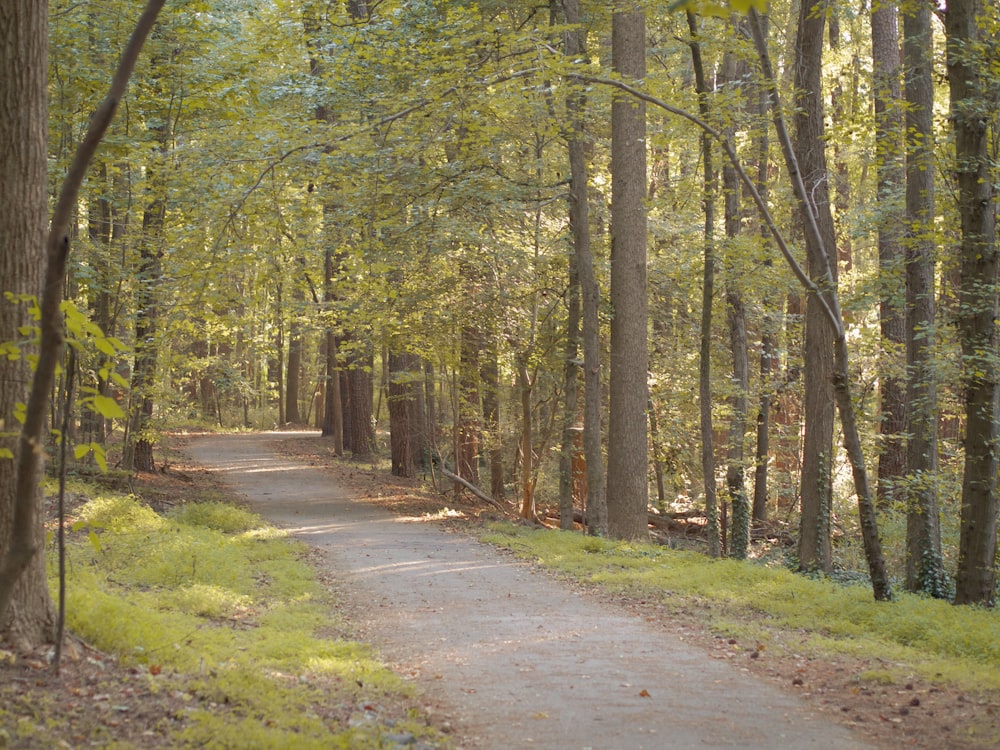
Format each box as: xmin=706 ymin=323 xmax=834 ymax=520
xmin=479 ymin=523 xmax=1000 ymax=692
xmin=38 ymin=484 xmax=444 ymax=749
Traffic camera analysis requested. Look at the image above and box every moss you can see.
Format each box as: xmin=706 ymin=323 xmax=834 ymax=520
xmin=49 ymin=487 xmax=446 ymax=748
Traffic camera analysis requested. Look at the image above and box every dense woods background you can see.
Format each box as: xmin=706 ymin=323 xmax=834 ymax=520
xmin=2 ymin=0 xmax=999 ymax=647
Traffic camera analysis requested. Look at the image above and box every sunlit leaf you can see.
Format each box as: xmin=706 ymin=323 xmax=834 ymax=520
xmin=88 ymin=529 xmax=102 ymax=554
xmin=92 ymin=395 xmax=125 ymax=419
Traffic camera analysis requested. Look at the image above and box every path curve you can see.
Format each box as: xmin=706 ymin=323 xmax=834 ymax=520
xmin=188 ymin=432 xmax=874 ymax=750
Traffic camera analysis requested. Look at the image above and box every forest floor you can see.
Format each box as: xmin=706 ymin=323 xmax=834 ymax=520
xmin=2 ymin=429 xmax=998 ymax=748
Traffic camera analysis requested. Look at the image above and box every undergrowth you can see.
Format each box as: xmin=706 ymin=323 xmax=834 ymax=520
xmin=42 ymin=488 xmax=443 ymax=748
xmin=480 ymin=523 xmax=1000 ymax=691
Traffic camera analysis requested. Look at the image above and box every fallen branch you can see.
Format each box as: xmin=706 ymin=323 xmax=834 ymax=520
xmin=436 ymin=463 xmax=507 ymax=513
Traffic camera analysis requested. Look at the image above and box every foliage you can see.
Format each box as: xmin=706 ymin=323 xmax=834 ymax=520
xmin=34 ymin=0 xmax=1000 ymax=591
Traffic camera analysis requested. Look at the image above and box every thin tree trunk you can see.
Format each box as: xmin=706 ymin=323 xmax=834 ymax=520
xmin=562 ymin=0 xmax=607 ymax=535
xmin=687 ymin=10 xmax=719 ymax=557
xmin=480 ymin=337 xmax=504 ymax=501
xmin=559 ymin=227 xmax=582 ymax=530
xmin=457 ymin=324 xmax=481 ymax=485
xmin=518 ymin=361 xmax=536 ymax=520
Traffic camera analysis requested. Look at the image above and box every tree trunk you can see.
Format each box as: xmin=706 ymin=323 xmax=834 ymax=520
xmin=872 ymin=0 xmax=908 ymax=511
xmin=388 ymin=350 xmax=419 ymax=478
xmin=518 ymin=361 xmax=536 ymax=520
xmin=901 ymin=0 xmax=946 ymax=596
xmin=748 ymin=9 xmax=891 ymax=600
xmin=124 ymin=155 xmax=166 ymax=474
xmin=751 ymin=44 xmax=772 ymax=527
xmin=480 ymin=338 xmax=504 ymax=501
xmin=793 ymin=0 xmax=837 ymax=573
xmin=687 ymin=10 xmax=719 ymax=557
xmin=721 ymin=36 xmax=750 ymax=559
xmin=563 ymin=0 xmax=607 ymax=536
xmin=946 ymin=0 xmax=999 ymax=606
xmin=285 ymin=306 xmax=303 ymax=424
xmin=606 ymin=3 xmax=649 ymax=541
xmin=0 ymin=0 xmax=55 ymax=648
xmin=457 ymin=324 xmax=481 ymax=486
xmin=559 ymin=220 xmax=582 ymax=530
xmin=348 ymin=349 xmax=374 ymax=460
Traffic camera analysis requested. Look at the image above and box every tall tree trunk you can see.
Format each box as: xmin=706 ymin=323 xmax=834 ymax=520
xmin=457 ymin=324 xmax=482 ymax=486
xmin=828 ymin=11 xmax=853 ymax=272
xmin=606 ymin=3 xmax=649 ymax=540
xmin=480 ymin=338 xmax=504 ymax=501
xmin=285 ymin=293 xmax=303 ymax=424
xmin=902 ymin=0 xmax=946 ymax=596
xmin=0 ymin=0 xmax=55 ymax=648
xmin=946 ymin=0 xmax=999 ymax=606
xmin=687 ymin=10 xmax=719 ymax=557
xmin=518 ymin=360 xmax=536 ymax=520
xmin=872 ymin=0 xmax=908 ymax=511
xmin=749 ymin=10 xmax=891 ymax=600
xmin=559 ymin=223 xmax=582 ymax=530
xmin=721 ymin=31 xmax=750 ymax=559
xmin=792 ymin=0 xmax=837 ymax=573
xmin=562 ymin=0 xmax=607 ymax=535
xmin=751 ymin=42 xmax=772 ymax=527
xmin=124 ymin=159 xmax=165 ymax=473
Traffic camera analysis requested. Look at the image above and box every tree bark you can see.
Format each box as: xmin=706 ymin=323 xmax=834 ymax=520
xmin=480 ymin=337 xmax=504 ymax=501
xmin=1 ymin=0 xmax=164 ymax=642
xmin=457 ymin=325 xmax=482 ymax=485
xmin=562 ymin=0 xmax=607 ymax=536
xmin=559 ymin=220 xmax=582 ymax=530
xmin=388 ymin=350 xmax=419 ymax=478
xmin=902 ymin=0 xmax=946 ymax=596
xmin=0 ymin=0 xmax=55 ymax=648
xmin=687 ymin=10 xmax=719 ymax=557
xmin=124 ymin=158 xmax=166 ymax=473
xmin=946 ymin=0 xmax=999 ymax=606
xmin=347 ymin=349 xmax=374 ymax=460
xmin=872 ymin=0 xmax=908 ymax=511
xmin=606 ymin=3 xmax=649 ymax=541
xmin=792 ymin=0 xmax=837 ymax=573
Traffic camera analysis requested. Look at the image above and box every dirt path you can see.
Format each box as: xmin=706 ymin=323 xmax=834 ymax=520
xmin=188 ymin=432 xmax=875 ymax=750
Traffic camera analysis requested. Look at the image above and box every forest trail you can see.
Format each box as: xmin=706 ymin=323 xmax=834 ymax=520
xmin=188 ymin=432 xmax=875 ymax=750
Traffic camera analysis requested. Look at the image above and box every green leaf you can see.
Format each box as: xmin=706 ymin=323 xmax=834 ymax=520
xmin=93 ymin=444 xmax=108 ymax=473
xmin=74 ymin=444 xmax=92 ymax=460
xmin=0 ymin=448 xmax=12 ymax=459
xmin=88 ymin=529 xmax=102 ymax=554
xmin=91 ymin=395 xmax=125 ymax=419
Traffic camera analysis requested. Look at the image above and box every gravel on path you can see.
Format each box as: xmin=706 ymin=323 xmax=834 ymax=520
xmin=188 ymin=432 xmax=876 ymax=750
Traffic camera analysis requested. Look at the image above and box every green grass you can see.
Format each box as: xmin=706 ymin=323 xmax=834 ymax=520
xmin=480 ymin=523 xmax=1000 ymax=691
xmin=43 ymin=488 xmax=443 ymax=748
